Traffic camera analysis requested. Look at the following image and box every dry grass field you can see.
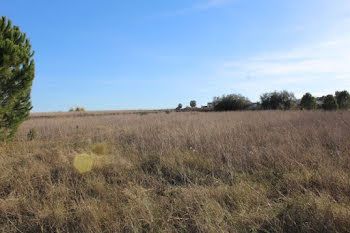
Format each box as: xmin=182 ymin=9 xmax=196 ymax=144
xmin=0 ymin=111 xmax=350 ymax=232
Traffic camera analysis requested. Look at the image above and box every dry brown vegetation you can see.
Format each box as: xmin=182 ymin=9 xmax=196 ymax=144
xmin=1 ymin=111 xmax=350 ymax=232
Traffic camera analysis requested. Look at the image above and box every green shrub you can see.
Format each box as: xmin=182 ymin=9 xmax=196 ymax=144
xmin=261 ymin=90 xmax=296 ymax=110
xmin=300 ymin=93 xmax=317 ymax=110
xmin=322 ymin=95 xmax=338 ymax=111
xmin=213 ymin=94 xmax=251 ymax=111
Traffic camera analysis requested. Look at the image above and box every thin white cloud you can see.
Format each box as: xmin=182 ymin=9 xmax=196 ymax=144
xmin=204 ymin=26 xmax=350 ymax=101
xmin=193 ymin=0 xmax=231 ymax=10
xmin=222 ymin=35 xmax=350 ymax=78
xmin=169 ymin=0 xmax=232 ymax=15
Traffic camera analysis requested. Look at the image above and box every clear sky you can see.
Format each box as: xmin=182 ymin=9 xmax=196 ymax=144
xmin=1 ymin=0 xmax=350 ymax=112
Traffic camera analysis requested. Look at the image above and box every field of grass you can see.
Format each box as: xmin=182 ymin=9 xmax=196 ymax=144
xmin=1 ymin=111 xmax=350 ymax=232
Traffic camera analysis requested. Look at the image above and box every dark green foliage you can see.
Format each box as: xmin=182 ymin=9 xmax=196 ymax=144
xmin=190 ymin=100 xmax=196 ymax=108
xmin=335 ymin=90 xmax=350 ymax=110
xmin=176 ymin=103 xmax=182 ymax=110
xmin=75 ymin=106 xmax=85 ymax=112
xmin=300 ymin=93 xmax=317 ymax=110
xmin=261 ymin=90 xmax=296 ymax=110
xmin=322 ymin=95 xmax=338 ymax=111
xmin=213 ymin=94 xmax=251 ymax=111
xmin=316 ymin=96 xmax=326 ymax=102
xmin=0 ymin=16 xmax=35 ymax=141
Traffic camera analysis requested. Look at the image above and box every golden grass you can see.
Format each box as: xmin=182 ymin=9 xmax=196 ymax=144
xmin=0 ymin=111 xmax=350 ymax=232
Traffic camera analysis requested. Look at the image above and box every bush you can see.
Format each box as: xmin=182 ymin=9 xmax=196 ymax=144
xmin=0 ymin=16 xmax=35 ymax=141
xmin=69 ymin=106 xmax=86 ymax=112
xmin=322 ymin=95 xmax=338 ymax=111
xmin=75 ymin=106 xmax=86 ymax=112
xmin=261 ymin=91 xmax=296 ymax=110
xmin=335 ymin=90 xmax=350 ymax=110
xmin=190 ymin=100 xmax=197 ymax=108
xmin=213 ymin=94 xmax=251 ymax=111
xmin=176 ymin=103 xmax=182 ymax=110
xmin=26 ymin=128 xmax=37 ymax=141
xmin=300 ymin=93 xmax=317 ymax=110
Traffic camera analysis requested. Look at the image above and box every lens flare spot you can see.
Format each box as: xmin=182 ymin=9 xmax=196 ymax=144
xmin=73 ymin=153 xmax=93 ymax=174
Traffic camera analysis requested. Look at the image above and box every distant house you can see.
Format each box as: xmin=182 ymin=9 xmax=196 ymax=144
xmin=201 ymin=102 xmax=214 ymax=111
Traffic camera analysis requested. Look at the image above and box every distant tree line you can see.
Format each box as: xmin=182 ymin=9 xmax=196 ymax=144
xmin=176 ymin=100 xmax=196 ymax=111
xmin=215 ymin=90 xmax=349 ymax=111
xmin=177 ymin=90 xmax=350 ymax=112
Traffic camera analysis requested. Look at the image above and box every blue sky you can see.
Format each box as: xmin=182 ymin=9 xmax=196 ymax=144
xmin=1 ymin=0 xmax=350 ymax=111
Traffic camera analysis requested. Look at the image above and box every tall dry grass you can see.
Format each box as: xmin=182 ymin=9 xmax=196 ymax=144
xmin=0 ymin=111 xmax=350 ymax=232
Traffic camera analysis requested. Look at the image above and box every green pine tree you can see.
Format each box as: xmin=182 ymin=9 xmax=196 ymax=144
xmin=0 ymin=16 xmax=35 ymax=141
